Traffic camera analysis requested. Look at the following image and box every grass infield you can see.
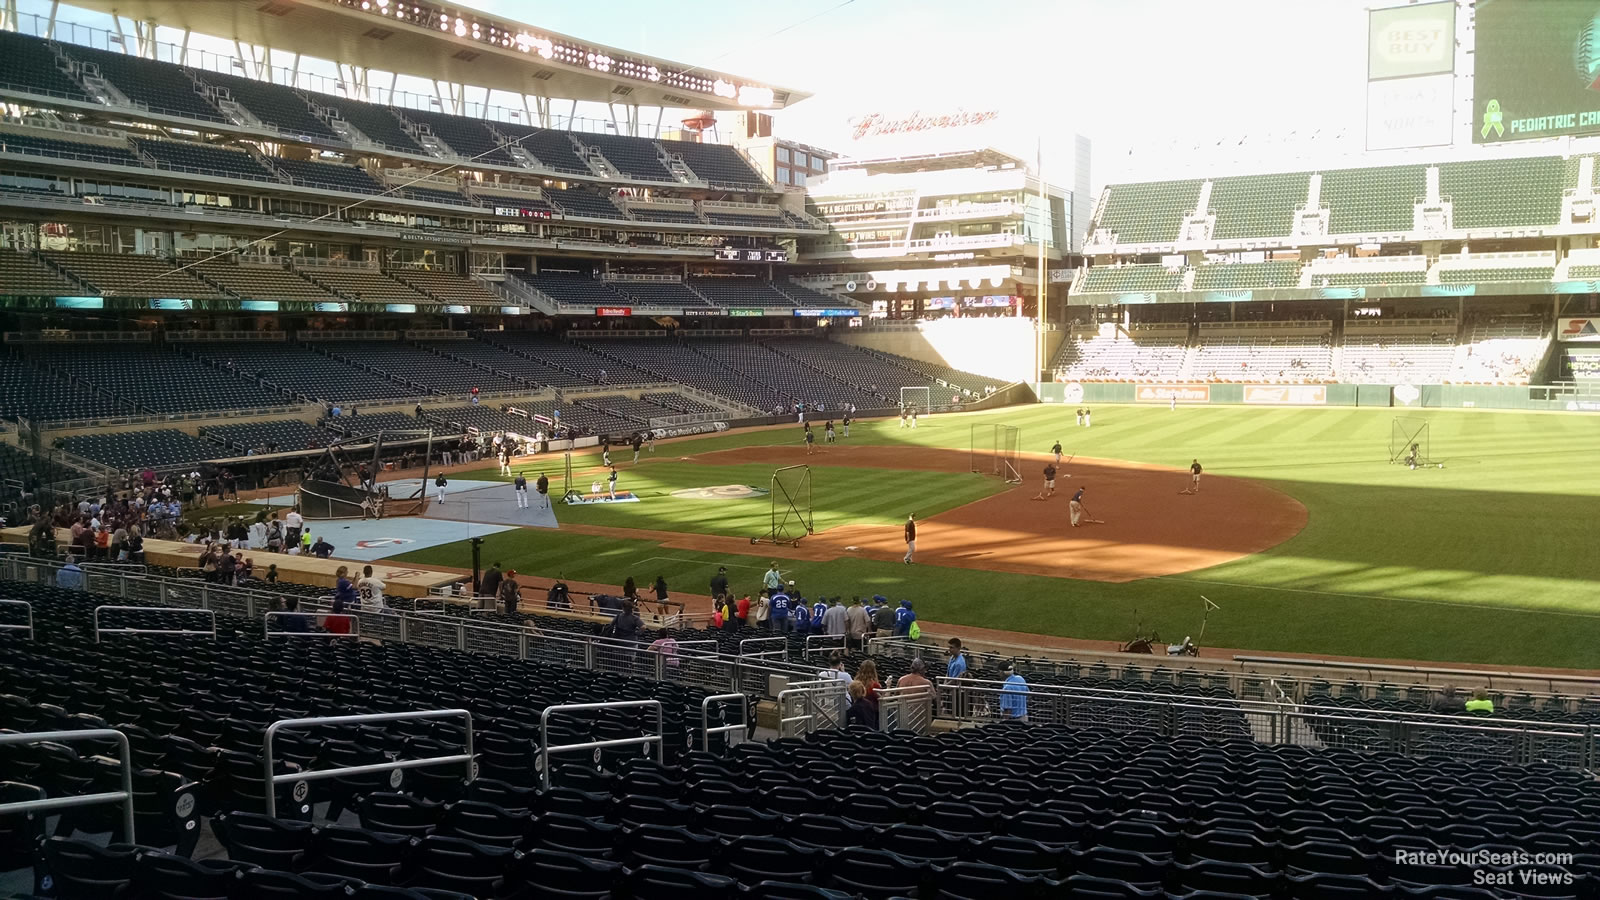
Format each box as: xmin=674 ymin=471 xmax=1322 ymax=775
xmin=390 ymin=405 xmax=1600 ymax=670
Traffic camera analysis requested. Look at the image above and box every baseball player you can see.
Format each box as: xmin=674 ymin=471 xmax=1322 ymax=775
xmin=434 ymin=472 xmax=448 ymax=504
xmin=842 ymin=411 xmax=852 ymax=438
xmin=1069 ymin=486 xmax=1087 ymax=527
xmin=1075 ymin=408 xmax=1084 ymax=426
xmin=1083 ymin=408 xmax=1093 ymax=428
xmin=631 ymin=433 xmax=643 ymax=463
xmin=903 ymin=514 xmax=916 ymax=564
xmin=607 ymin=466 xmax=619 ymax=500
xmin=825 ymin=419 xmax=836 ymax=443
xmin=804 ymin=425 xmax=816 ymax=455
xmin=910 ymin=408 xmax=919 ymax=429
xmin=1170 ymin=395 xmax=1177 ymax=412
xmin=536 ymin=472 xmax=549 ymax=509
xmin=1051 ymin=441 xmax=1063 ymax=465
xmin=899 ymin=407 xmax=909 ymax=428
xmin=514 ymin=471 xmax=529 ymax=508
xmin=1188 ymin=459 xmax=1202 ymax=493
xmin=602 ymin=446 xmax=612 ymax=468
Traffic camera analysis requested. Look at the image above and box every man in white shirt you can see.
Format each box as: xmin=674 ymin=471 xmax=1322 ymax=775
xmin=248 ymin=518 xmax=268 ymax=550
xmin=284 ymin=507 xmax=304 ymax=548
xmin=358 ymin=565 xmax=389 ymax=611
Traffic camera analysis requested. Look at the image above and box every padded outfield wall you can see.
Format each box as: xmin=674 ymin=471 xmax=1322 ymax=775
xmin=1034 ymin=381 xmax=1600 ymax=413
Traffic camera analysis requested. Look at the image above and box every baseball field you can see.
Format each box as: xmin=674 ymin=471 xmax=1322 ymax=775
xmin=389 ymin=404 xmax=1600 ymax=670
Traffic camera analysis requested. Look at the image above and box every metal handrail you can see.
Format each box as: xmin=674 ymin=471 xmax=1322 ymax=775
xmin=699 ymin=693 xmax=751 ymax=752
xmin=0 ymin=729 xmax=135 ymax=841
xmin=263 ymin=709 xmax=474 ymax=818
xmin=539 ymin=700 xmax=663 ymax=790
xmin=264 ymin=610 xmax=362 ymax=639
xmin=0 ymin=599 xmax=33 ymax=638
xmin=93 ymin=605 xmax=216 ymax=642
xmin=777 ymin=678 xmax=848 ymax=738
xmin=738 ymin=636 xmax=789 ymax=659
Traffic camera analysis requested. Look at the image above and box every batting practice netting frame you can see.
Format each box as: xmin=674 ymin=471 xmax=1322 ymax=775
xmin=899 ymin=386 xmax=930 ymax=414
xmin=752 ymin=465 xmax=813 ymax=546
xmin=559 ymin=449 xmax=584 ymax=502
xmin=1390 ymin=417 xmax=1432 ymax=467
xmin=298 ymin=428 xmax=433 ymax=519
xmin=970 ymin=423 xmax=1023 ymax=484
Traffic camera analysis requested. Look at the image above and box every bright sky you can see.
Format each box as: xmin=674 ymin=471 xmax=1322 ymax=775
xmin=22 ymin=0 xmax=1385 ymax=188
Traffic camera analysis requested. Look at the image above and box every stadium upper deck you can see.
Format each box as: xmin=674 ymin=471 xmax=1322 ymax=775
xmin=1073 ymin=152 xmax=1600 ymax=303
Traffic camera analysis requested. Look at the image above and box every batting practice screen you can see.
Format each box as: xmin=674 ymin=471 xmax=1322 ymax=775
xmin=970 ymin=423 xmax=1022 ymax=483
xmin=1474 ymin=0 xmax=1600 ymax=143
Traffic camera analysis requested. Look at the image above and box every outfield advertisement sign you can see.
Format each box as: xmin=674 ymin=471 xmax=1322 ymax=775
xmin=1558 ymin=317 xmax=1600 ymax=341
xmin=595 ymin=306 xmax=632 ymax=317
xmin=727 ymin=308 xmax=766 ymax=317
xmin=1135 ymin=384 xmax=1210 ymax=403
xmin=1243 ymin=385 xmax=1328 ymax=405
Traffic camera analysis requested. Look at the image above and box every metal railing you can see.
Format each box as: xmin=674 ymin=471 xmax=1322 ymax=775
xmin=877 ymin=684 xmax=935 ymax=734
xmin=803 ymin=634 xmax=847 ymax=660
xmin=778 ymin=678 xmax=848 ymax=739
xmin=739 ymin=636 xmax=789 ymax=660
xmin=93 ymin=605 xmax=216 ymax=642
xmin=539 ymin=700 xmax=663 ymax=789
xmin=0 ymin=599 xmax=33 ymax=638
xmin=263 ymin=710 xmax=474 ymax=818
xmin=700 ymin=693 xmax=751 ymax=752
xmin=0 ymin=729 xmax=136 ymax=841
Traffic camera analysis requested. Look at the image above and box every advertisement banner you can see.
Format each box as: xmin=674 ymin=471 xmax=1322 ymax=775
xmin=595 ymin=306 xmax=632 ymax=317
xmin=1368 ymin=2 xmax=1456 ymax=80
xmin=1557 ymin=317 xmax=1600 ymax=341
xmin=1135 ymin=384 xmax=1210 ymax=403
xmin=1392 ymin=384 xmax=1423 ymax=407
xmin=727 ymin=308 xmax=766 ymax=317
xmin=1243 ymin=385 xmax=1328 ymax=406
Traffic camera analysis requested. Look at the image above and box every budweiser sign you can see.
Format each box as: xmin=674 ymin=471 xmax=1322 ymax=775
xmin=849 ymin=108 xmax=1000 ymax=141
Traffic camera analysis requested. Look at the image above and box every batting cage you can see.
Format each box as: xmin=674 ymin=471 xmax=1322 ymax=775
xmin=970 ymin=423 xmax=1023 ymax=484
xmin=752 ymin=464 xmax=813 ymax=546
xmin=298 ymin=428 xmax=433 ymax=518
xmin=559 ymin=448 xmax=583 ymax=502
xmin=1390 ymin=416 xmax=1432 ymax=467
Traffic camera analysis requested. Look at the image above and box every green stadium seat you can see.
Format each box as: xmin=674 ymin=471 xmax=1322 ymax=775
xmin=1208 ymin=173 xmax=1310 ymax=240
xmin=1191 ymin=260 xmax=1301 ymax=291
xmin=1565 ymin=264 xmax=1600 ymax=279
xmin=1437 ymin=267 xmax=1554 ymax=284
xmin=1318 ymin=165 xmax=1426 ymax=234
xmin=1313 ymin=270 xmax=1427 ymax=287
xmin=1076 ymin=265 xmax=1184 ymax=294
xmin=1438 ymin=158 xmax=1564 ymax=228
xmin=1091 ymin=180 xmax=1203 ymax=244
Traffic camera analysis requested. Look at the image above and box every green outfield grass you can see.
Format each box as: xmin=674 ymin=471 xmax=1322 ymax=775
xmin=392 ymin=405 xmax=1600 ymax=669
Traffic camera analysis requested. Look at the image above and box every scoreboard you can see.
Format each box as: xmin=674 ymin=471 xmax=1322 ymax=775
xmin=1474 ymin=0 xmax=1600 ymax=143
xmin=715 ymin=247 xmax=789 ymax=262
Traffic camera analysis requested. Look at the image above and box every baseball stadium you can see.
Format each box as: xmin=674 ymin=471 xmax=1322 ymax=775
xmin=2 ymin=0 xmax=1600 ymax=896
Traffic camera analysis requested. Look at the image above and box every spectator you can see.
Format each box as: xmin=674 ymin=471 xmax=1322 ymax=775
xmin=754 ymin=591 xmax=771 ymax=632
xmin=946 ymin=638 xmax=968 ymax=678
xmin=612 ymin=599 xmax=644 ymax=643
xmin=709 ymin=566 xmax=729 ymax=601
xmin=735 ymin=593 xmax=751 ymax=629
xmin=125 ymin=527 xmax=144 ymax=564
xmin=895 ymin=600 xmax=917 ymax=637
xmin=896 ymin=657 xmax=935 ymax=724
xmin=998 ymin=661 xmax=1030 ymax=722
xmin=871 ymin=596 xmax=895 ymax=639
xmin=855 ymin=659 xmax=882 ymax=699
xmin=1465 ymin=688 xmax=1495 ymax=714
xmin=822 ymin=597 xmax=847 ymax=637
xmin=284 ymin=506 xmax=304 ymax=547
xmin=792 ymin=596 xmax=812 ymax=635
xmin=479 ymin=562 xmax=504 ymax=609
xmin=498 ymin=569 xmax=522 ymax=615
xmin=273 ymin=596 xmax=311 ymax=633
xmin=358 ymin=565 xmax=388 ymax=611
xmin=845 ymin=597 xmax=870 ymax=650
xmin=264 ymin=563 xmax=278 ymax=584
xmin=327 ymin=566 xmax=358 ymax=635
xmin=56 ymin=554 xmax=84 ymax=591
xmin=845 ymin=681 xmax=879 ymax=729
xmin=310 ymin=535 xmax=335 ymax=559
xmin=770 ymin=584 xmax=792 ymax=634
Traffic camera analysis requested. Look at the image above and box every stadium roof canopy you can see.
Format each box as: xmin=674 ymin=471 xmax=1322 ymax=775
xmin=831 ymin=148 xmax=1029 ymax=174
xmin=65 ymin=0 xmax=809 ymax=111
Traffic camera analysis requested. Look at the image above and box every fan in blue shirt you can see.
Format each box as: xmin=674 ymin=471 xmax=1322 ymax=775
xmin=770 ymin=590 xmax=792 ymax=634
xmin=792 ymin=600 xmax=812 ymax=634
xmin=946 ymin=639 xmax=968 ymax=679
xmin=998 ymin=662 xmax=1030 ymax=721
xmin=894 ymin=600 xmax=916 ymax=636
xmin=812 ymin=598 xmax=828 ymax=626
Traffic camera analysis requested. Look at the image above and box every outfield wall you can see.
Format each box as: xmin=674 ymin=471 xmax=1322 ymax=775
xmin=1033 ymin=381 xmax=1600 ymax=412
xmin=835 ymin=318 xmax=1039 ymax=384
